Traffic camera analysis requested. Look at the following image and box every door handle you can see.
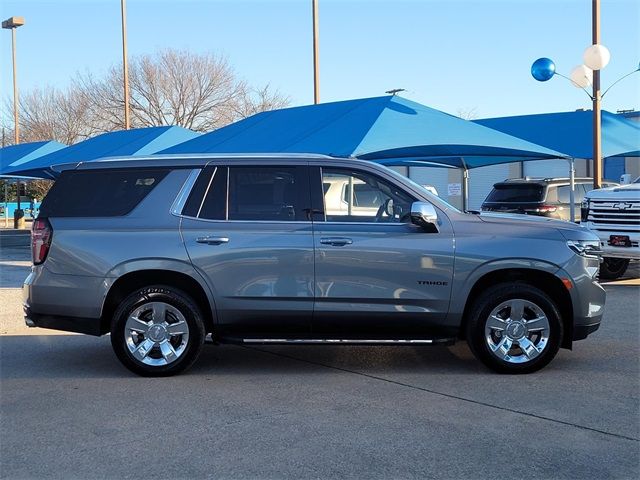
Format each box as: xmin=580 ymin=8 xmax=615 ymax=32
xmin=320 ymin=237 xmax=353 ymax=247
xmin=196 ymin=236 xmax=229 ymax=245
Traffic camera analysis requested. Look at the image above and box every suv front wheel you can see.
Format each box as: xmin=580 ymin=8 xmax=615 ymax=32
xmin=466 ymin=284 xmax=563 ymax=374
xmin=599 ymin=257 xmax=629 ymax=280
xmin=110 ymin=285 xmax=206 ymax=376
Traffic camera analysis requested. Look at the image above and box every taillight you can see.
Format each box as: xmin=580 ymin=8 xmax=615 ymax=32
xmin=526 ymin=205 xmax=557 ymax=213
xmin=32 ymin=218 xmax=52 ymax=265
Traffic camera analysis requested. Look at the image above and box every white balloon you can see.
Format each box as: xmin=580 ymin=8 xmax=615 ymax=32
xmin=570 ymin=65 xmax=593 ymax=88
xmin=583 ymin=44 xmax=611 ymax=70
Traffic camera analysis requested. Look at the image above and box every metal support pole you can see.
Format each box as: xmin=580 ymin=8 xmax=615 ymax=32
xmin=568 ymin=158 xmax=576 ymax=222
xmin=592 ymin=0 xmax=602 ymax=189
xmin=312 ymin=0 xmax=320 ymax=104
xmin=461 ymin=158 xmax=469 ymax=212
xmin=10 ymin=27 xmax=19 ymax=145
xmin=121 ymin=0 xmax=131 ymax=129
xmin=4 ymin=182 xmax=8 ymax=228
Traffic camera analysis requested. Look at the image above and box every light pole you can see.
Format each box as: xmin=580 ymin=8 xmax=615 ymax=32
xmin=120 ymin=0 xmax=131 ymax=129
xmin=530 ymin=0 xmax=638 ymax=191
xmin=591 ymin=0 xmax=602 ymax=188
xmin=312 ymin=0 xmax=320 ymax=104
xmin=2 ymin=16 xmax=24 ymax=144
xmin=2 ymin=16 xmax=25 ymax=229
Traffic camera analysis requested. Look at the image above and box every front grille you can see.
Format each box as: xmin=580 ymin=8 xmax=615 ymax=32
xmin=607 ymin=240 xmax=639 ymax=247
xmin=587 ymin=200 xmax=640 ymax=233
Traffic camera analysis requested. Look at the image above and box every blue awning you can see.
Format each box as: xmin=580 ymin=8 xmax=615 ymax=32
xmin=0 ymin=141 xmax=66 ymax=175
xmin=2 ymin=126 xmax=200 ymax=179
xmin=160 ymin=96 xmax=567 ymax=168
xmin=475 ymin=110 xmax=640 ymax=159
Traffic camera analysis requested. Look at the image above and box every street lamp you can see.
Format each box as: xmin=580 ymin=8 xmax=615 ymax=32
xmin=120 ymin=0 xmax=131 ymax=129
xmin=312 ymin=0 xmax=320 ymax=104
xmin=2 ymin=16 xmax=24 ymax=144
xmin=2 ymin=15 xmax=25 ymax=229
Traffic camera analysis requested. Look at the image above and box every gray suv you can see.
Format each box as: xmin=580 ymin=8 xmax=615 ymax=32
xmin=24 ymin=155 xmax=606 ymax=376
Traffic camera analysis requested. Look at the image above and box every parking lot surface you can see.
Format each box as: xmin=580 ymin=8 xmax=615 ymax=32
xmin=1 ymin=246 xmax=639 ymax=479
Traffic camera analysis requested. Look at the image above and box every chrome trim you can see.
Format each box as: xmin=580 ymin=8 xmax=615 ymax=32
xmin=170 ymin=169 xmax=201 ymax=216
xmin=242 ymin=338 xmax=437 ymax=344
xmin=180 ymin=216 xmax=313 ymax=225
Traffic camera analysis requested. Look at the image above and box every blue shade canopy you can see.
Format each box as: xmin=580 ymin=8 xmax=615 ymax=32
xmin=3 ymin=126 xmax=200 ymax=179
xmin=160 ymin=96 xmax=567 ymax=168
xmin=0 ymin=141 xmax=66 ymax=175
xmin=476 ymin=110 xmax=640 ymax=160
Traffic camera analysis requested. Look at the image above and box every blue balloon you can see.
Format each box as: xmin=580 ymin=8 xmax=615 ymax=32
xmin=531 ymin=58 xmax=556 ymax=81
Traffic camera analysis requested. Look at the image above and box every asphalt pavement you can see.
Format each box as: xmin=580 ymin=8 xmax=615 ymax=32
xmin=1 ymin=246 xmax=639 ymax=479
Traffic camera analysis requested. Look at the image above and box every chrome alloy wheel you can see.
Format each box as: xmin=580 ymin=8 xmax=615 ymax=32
xmin=124 ymin=302 xmax=189 ymax=366
xmin=484 ymin=299 xmax=550 ymax=364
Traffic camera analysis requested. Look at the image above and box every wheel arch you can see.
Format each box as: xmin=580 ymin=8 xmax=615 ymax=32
xmin=100 ymin=269 xmax=216 ymax=335
xmin=460 ymin=268 xmax=574 ymax=349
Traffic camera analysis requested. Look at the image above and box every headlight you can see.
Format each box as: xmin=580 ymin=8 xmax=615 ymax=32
xmin=567 ymin=239 xmax=601 ymax=258
xmin=580 ymin=199 xmax=590 ymax=223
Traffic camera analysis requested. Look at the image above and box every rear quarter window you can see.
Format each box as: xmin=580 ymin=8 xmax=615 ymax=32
xmin=39 ymin=168 xmax=170 ymax=217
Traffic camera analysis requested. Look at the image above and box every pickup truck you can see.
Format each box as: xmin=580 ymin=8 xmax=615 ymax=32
xmin=581 ymin=177 xmax=640 ymax=279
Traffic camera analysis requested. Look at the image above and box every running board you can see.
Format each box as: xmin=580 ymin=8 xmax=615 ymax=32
xmin=226 ymin=338 xmax=456 ymax=346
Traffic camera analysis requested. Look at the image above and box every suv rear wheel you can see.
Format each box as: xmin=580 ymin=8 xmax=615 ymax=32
xmin=110 ymin=286 xmax=205 ymax=376
xmin=466 ymin=284 xmax=563 ymax=374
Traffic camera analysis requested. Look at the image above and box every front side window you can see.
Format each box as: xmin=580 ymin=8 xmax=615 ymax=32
xmin=321 ymin=168 xmax=414 ymax=223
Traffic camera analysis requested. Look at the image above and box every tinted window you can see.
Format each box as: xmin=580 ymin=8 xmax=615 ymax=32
xmin=39 ymin=168 xmax=169 ymax=217
xmin=227 ymin=167 xmax=307 ymax=221
xmin=556 ymin=185 xmax=586 ymax=204
xmin=343 ymin=183 xmax=388 ymax=208
xmin=322 ymin=168 xmax=414 ymax=223
xmin=485 ymin=185 xmax=544 ymax=203
xmin=182 ymin=167 xmax=215 ymax=218
xmin=199 ymin=167 xmax=227 ymax=220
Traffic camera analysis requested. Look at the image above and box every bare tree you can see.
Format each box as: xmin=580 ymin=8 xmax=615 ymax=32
xmin=456 ymin=107 xmax=479 ymax=120
xmin=3 ymin=86 xmax=95 ymax=145
xmin=232 ymin=84 xmax=291 ymax=119
xmin=77 ymin=49 xmax=288 ymax=133
xmin=2 ymin=47 xmax=290 ymax=151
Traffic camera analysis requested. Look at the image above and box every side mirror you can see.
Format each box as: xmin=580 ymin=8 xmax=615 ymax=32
xmin=410 ymin=201 xmax=439 ymax=232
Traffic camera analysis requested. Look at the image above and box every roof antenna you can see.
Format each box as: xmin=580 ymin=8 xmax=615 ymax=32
xmin=385 ymin=88 xmax=405 ymax=96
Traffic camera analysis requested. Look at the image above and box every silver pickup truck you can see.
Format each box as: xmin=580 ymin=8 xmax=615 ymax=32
xmin=24 ymin=155 xmax=605 ymax=376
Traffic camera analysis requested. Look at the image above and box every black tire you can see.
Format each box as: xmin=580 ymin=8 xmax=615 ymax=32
xmin=465 ymin=283 xmax=563 ymax=374
xmin=599 ymin=257 xmax=630 ymax=280
xmin=110 ymin=285 xmax=205 ymax=377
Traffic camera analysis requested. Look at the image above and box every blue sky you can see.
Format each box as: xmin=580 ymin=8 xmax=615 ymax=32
xmin=1 ymin=0 xmax=638 ymax=122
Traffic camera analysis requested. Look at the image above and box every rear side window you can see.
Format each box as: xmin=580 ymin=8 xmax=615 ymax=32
xmin=228 ymin=166 xmax=307 ymax=221
xmin=199 ymin=167 xmax=227 ymax=220
xmin=485 ymin=185 xmax=544 ymax=203
xmin=182 ymin=165 xmax=310 ymax=221
xmin=39 ymin=168 xmax=169 ymax=217
xmin=555 ymin=185 xmax=587 ymax=204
